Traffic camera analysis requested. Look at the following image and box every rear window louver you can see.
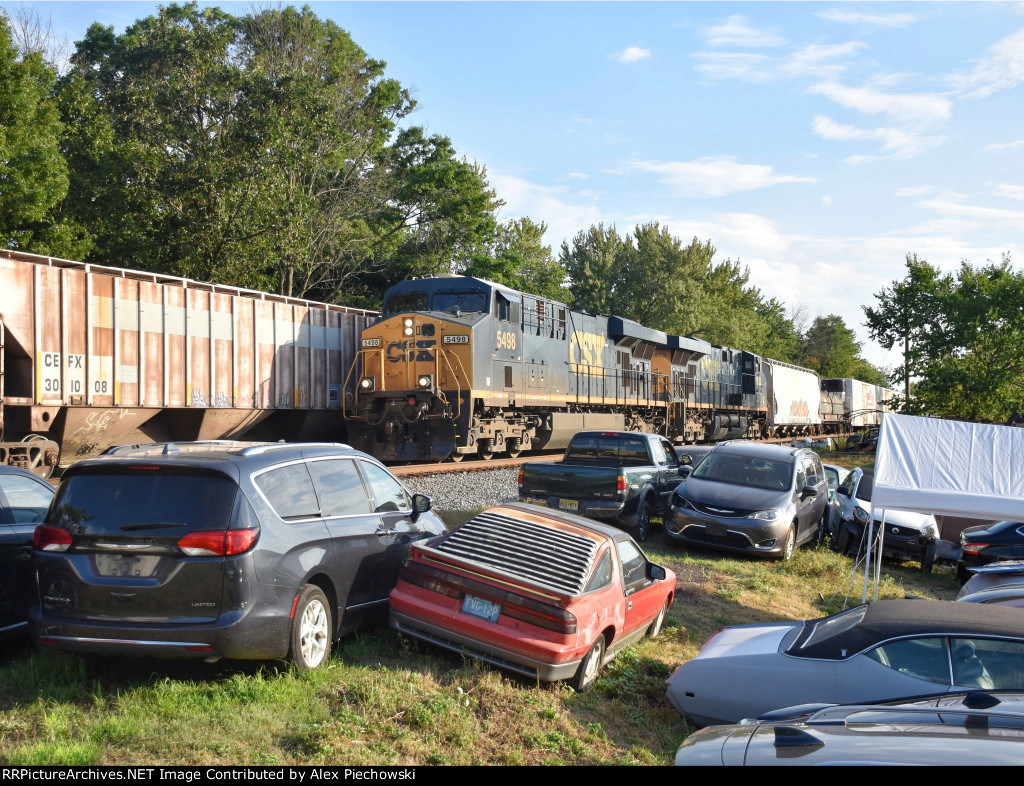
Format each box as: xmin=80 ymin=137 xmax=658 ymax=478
xmin=428 ymin=511 xmax=598 ymax=596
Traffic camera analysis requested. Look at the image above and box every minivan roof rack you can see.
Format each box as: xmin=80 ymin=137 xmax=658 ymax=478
xmin=101 ymin=440 xmax=353 ymax=457
xmin=239 ymin=442 xmax=353 ymax=455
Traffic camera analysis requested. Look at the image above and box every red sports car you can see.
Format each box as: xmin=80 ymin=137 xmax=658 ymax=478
xmin=389 ymin=502 xmax=676 ymax=691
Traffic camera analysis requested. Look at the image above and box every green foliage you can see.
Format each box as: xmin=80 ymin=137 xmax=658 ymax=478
xmin=865 ymin=252 xmax=1024 ymax=421
xmin=52 ymin=3 xmax=502 ymax=305
xmin=463 ymin=217 xmax=568 ymax=302
xmin=560 ymin=222 xmax=765 ymax=347
xmin=0 ymin=12 xmax=82 ymax=256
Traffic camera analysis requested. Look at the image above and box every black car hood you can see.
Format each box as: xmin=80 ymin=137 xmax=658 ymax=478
xmin=679 ymin=478 xmax=792 ymax=511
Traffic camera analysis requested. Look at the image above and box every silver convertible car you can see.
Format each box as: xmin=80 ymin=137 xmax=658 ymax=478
xmin=666 ymin=598 xmax=1024 ymax=727
xmin=675 ymin=691 xmax=1024 ymax=766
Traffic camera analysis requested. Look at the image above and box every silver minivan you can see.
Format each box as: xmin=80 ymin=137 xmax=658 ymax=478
xmin=663 ymin=441 xmax=828 ymax=560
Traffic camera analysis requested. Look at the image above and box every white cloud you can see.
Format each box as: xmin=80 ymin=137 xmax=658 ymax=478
xmin=915 ymin=192 xmax=1024 ymax=228
xmin=822 ymin=196 xmax=832 ymax=207
xmin=611 ymin=46 xmax=651 ymax=63
xmin=986 ymin=139 xmax=1024 ymax=151
xmin=489 ymin=173 xmax=605 ymax=248
xmin=808 ymin=81 xmax=952 ymax=125
xmin=895 ymin=186 xmax=935 ymax=197
xmin=992 ymin=183 xmax=1024 ymax=202
xmin=703 ymin=14 xmax=787 ymax=47
xmin=949 ymin=26 xmax=1024 ymax=99
xmin=780 ymin=42 xmax=869 ymax=78
xmin=693 ymin=52 xmax=774 ymax=82
xmin=566 ymin=172 xmax=589 ymax=180
xmin=811 ymin=115 xmax=946 ymax=161
xmin=632 ymin=156 xmax=817 ymax=197
xmin=818 ymin=10 xmax=916 ymax=28
xmin=694 ymin=42 xmax=863 ymax=82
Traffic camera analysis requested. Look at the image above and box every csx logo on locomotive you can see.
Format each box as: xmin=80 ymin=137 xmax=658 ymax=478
xmin=387 ymin=340 xmax=435 ymax=362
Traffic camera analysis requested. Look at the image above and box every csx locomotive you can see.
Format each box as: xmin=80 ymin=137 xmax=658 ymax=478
xmin=342 ymin=275 xmax=879 ymax=462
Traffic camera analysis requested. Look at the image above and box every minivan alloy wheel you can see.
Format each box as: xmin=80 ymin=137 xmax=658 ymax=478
xmin=291 ymin=585 xmax=333 ymax=671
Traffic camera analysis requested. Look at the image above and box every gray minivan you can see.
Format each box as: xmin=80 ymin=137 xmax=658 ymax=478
xmin=30 ymin=441 xmax=445 ymax=670
xmin=663 ymin=441 xmax=827 ymax=560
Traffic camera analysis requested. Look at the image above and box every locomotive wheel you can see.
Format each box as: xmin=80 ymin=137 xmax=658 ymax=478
xmin=449 ymin=453 xmax=465 ymax=463
xmin=478 ymin=441 xmax=495 ymax=461
xmin=506 ymin=438 xmax=522 ymax=460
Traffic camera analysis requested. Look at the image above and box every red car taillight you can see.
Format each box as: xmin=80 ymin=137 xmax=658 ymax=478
xmin=399 ymin=562 xmax=577 ymax=634
xmin=33 ymin=526 xmax=73 ymax=552
xmin=178 ymin=529 xmax=258 ymax=557
xmin=517 ymin=468 xmax=524 ymax=486
xmin=617 ymin=473 xmax=627 ymax=494
xmin=961 ymin=542 xmax=990 ymax=556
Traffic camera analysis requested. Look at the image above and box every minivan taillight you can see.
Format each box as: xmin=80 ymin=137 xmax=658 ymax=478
xmin=33 ymin=526 xmax=73 ymax=552
xmin=178 ymin=529 xmax=258 ymax=557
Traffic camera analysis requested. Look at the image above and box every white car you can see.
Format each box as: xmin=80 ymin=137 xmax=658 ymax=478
xmin=832 ymin=467 xmax=940 ymax=572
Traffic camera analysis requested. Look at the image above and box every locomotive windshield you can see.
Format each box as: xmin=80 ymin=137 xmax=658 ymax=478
xmin=431 ymin=289 xmax=488 ymax=315
xmin=383 ymin=293 xmax=428 ymax=314
xmin=383 ymin=288 xmax=489 ymax=316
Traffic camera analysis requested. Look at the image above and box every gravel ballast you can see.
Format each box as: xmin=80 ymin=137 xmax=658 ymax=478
xmin=402 ymin=468 xmax=519 ymax=513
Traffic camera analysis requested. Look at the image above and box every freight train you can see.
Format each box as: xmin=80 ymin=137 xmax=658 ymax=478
xmin=0 ymin=251 xmax=893 ymax=475
xmin=343 ymin=275 xmax=895 ymax=462
xmin=0 ymin=249 xmax=374 ymax=476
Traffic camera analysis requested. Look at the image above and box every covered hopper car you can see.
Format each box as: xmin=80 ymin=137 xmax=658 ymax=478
xmin=0 ymin=250 xmax=374 ymax=476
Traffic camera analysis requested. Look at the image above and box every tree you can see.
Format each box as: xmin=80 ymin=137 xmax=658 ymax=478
xmin=55 ymin=3 xmax=503 ymax=305
xmin=462 ymin=217 xmax=568 ymax=302
xmin=865 ymin=253 xmax=1024 ymax=421
xmin=0 ymin=11 xmax=80 ymax=256
xmin=560 ymin=222 xmax=767 ymax=348
xmin=863 ymin=253 xmax=947 ymax=401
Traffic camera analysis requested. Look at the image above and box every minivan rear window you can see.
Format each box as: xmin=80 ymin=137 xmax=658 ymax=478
xmin=45 ymin=467 xmax=237 ymax=534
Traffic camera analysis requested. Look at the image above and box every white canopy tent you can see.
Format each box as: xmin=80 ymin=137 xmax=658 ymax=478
xmin=864 ymin=412 xmax=1024 ymax=601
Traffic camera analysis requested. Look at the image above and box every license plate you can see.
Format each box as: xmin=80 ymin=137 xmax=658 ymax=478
xmin=461 ymin=594 xmax=501 ymax=623
xmin=558 ymin=499 xmax=579 ymax=511
xmin=705 ymin=523 xmax=727 ymax=538
xmin=93 ymin=554 xmax=161 ymax=578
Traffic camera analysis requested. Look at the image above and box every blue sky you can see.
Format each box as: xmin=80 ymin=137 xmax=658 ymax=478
xmin=8 ymin=2 xmax=1024 ymax=369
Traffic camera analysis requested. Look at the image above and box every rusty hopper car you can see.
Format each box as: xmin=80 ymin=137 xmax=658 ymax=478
xmin=344 ymin=275 xmax=776 ymax=462
xmin=0 ymin=250 xmax=375 ymax=476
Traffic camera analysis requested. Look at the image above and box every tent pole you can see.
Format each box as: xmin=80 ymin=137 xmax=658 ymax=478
xmin=862 ymin=503 xmax=875 ymax=604
xmin=874 ymin=510 xmax=887 ymax=600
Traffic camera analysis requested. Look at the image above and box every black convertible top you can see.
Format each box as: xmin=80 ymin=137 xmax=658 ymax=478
xmin=788 ymin=599 xmax=1024 ymax=660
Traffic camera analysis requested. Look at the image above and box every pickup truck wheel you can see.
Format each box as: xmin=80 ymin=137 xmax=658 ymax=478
xmin=634 ymin=502 xmax=652 ymax=542
xmin=572 ymin=635 xmax=605 ymax=693
xmin=289 ymin=585 xmax=332 ymax=672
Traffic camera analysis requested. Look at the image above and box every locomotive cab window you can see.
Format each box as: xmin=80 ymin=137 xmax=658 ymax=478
xmin=432 ymin=289 xmax=487 ymax=315
xmin=384 ymin=293 xmax=428 ymax=315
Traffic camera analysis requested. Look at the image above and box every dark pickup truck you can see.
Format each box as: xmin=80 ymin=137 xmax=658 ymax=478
xmin=518 ymin=431 xmax=689 ymax=541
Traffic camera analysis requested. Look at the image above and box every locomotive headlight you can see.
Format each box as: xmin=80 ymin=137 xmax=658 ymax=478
xmin=403 ymin=318 xmax=415 ymax=336
xmin=417 ymin=375 xmax=433 ymax=389
xmin=359 ymin=377 xmax=375 ymax=392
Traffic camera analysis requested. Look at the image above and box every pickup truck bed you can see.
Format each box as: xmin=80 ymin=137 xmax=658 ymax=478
xmin=518 ymin=431 xmax=689 ymax=541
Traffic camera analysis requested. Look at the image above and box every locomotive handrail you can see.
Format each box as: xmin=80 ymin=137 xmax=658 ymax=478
xmin=342 ymin=348 xmax=386 ymax=419
xmin=434 ymin=347 xmax=469 ymax=421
